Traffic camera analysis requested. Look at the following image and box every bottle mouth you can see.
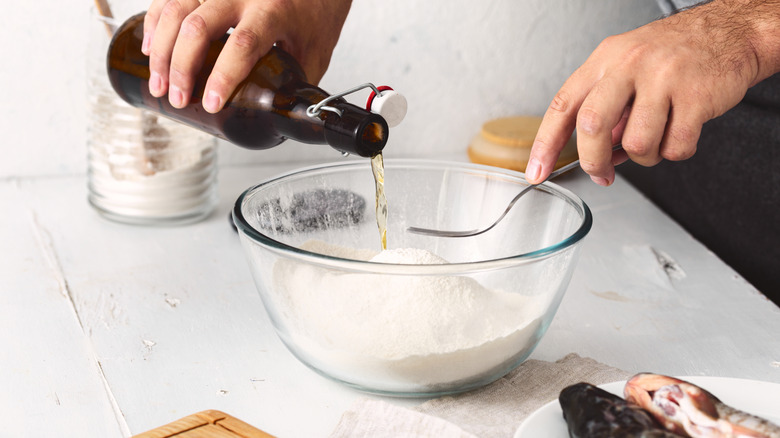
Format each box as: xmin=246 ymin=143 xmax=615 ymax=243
xmin=324 ymin=105 xmax=389 ymax=157
xmin=359 ymin=119 xmax=388 ymax=155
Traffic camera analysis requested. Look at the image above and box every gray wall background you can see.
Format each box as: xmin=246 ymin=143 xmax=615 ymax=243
xmin=0 ymin=0 xmax=660 ymax=177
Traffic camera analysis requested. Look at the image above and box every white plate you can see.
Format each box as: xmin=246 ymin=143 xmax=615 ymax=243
xmin=514 ymin=376 xmax=780 ymax=438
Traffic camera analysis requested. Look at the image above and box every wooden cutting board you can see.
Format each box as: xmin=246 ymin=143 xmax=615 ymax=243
xmin=132 ymin=410 xmax=275 ymax=438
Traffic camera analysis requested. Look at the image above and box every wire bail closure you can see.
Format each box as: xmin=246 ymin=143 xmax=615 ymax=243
xmin=306 ymin=83 xmax=384 ymax=119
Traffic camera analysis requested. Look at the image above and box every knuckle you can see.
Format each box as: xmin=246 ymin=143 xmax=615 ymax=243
xmin=655 ymin=56 xmax=686 ymax=81
xmin=230 ymin=28 xmax=261 ymax=53
xmin=180 ymin=13 xmax=209 ymax=39
xmin=595 ymin=35 xmax=617 ymax=53
xmin=661 ymin=133 xmax=698 ymax=161
xmin=530 ymin=136 xmax=566 ymax=161
xmin=549 ymin=91 xmax=571 ymax=114
xmin=168 ymin=66 xmax=188 ymax=84
xmin=662 ymin=146 xmax=694 ymax=161
xmin=161 ymin=0 xmax=186 ymax=20
xmin=577 ymin=107 xmax=605 ymax=136
xmin=659 ymin=121 xmax=700 ymax=161
xmin=622 ymin=136 xmax=654 ymax=157
xmin=578 ymin=158 xmax=604 ymax=175
xmin=593 ymin=35 xmax=623 ymax=57
xmin=208 ymin=69 xmax=235 ymax=91
xmin=621 ymin=43 xmax=652 ymax=67
xmin=532 ymin=136 xmax=554 ymax=152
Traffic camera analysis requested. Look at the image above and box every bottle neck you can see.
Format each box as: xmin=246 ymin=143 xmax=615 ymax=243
xmin=321 ymin=102 xmax=389 ymax=157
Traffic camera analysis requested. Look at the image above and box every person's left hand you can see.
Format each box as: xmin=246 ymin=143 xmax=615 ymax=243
xmin=525 ymin=1 xmax=770 ymax=186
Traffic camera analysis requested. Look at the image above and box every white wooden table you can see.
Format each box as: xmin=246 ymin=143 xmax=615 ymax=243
xmin=2 ymin=159 xmax=778 ymax=437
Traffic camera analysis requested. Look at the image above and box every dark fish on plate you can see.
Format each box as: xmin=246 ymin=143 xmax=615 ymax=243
xmin=559 ymin=382 xmax=683 ymax=437
xmin=624 ymin=373 xmax=780 ymax=438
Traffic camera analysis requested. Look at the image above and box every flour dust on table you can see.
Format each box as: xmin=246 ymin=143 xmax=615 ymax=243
xmin=271 ymin=240 xmax=545 ymax=393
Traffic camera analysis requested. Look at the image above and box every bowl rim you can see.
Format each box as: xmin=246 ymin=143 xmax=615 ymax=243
xmin=232 ymin=158 xmax=592 ymax=275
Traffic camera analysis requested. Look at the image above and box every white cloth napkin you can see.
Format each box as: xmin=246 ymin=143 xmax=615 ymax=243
xmin=329 ymin=353 xmax=632 ymax=438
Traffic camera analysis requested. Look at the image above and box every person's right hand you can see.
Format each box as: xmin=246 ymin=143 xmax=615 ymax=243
xmin=142 ymin=0 xmax=352 ymax=113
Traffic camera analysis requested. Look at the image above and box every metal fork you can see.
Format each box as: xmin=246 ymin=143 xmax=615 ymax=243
xmin=407 ymin=145 xmax=623 ymax=238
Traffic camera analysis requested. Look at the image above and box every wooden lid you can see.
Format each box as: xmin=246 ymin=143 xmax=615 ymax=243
xmin=468 ymin=115 xmax=578 ymax=172
xmin=479 ymin=116 xmax=543 ymax=149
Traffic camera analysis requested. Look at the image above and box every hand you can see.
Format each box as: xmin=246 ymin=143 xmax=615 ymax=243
xmin=142 ymin=0 xmax=352 ymax=113
xmin=526 ymin=0 xmax=780 ymax=186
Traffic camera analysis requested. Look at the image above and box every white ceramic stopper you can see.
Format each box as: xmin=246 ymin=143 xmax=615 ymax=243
xmin=369 ymin=90 xmax=407 ymax=128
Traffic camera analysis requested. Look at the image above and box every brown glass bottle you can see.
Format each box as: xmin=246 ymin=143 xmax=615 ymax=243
xmin=107 ymin=13 xmax=388 ymax=157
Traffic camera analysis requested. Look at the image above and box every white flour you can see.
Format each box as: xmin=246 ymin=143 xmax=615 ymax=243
xmin=272 ymin=240 xmax=544 ymax=392
xmin=86 ymin=55 xmax=217 ymax=221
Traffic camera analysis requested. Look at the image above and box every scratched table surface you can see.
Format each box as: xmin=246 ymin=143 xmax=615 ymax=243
xmin=2 ymin=158 xmax=779 ymax=437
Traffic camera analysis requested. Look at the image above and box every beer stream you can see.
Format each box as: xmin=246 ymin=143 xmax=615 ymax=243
xmin=370 ymin=153 xmax=388 ymax=250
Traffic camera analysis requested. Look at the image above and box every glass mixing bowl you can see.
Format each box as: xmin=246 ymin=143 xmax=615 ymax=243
xmin=233 ymin=159 xmax=591 ymax=396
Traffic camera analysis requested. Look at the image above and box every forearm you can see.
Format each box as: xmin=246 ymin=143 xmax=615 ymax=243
xmin=676 ymin=0 xmax=780 ymax=86
xmin=742 ymin=0 xmax=780 ymax=83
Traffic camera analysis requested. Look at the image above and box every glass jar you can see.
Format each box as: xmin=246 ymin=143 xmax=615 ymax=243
xmin=86 ymin=10 xmax=218 ymax=225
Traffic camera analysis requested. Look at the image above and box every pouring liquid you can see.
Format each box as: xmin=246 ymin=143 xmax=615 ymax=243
xmin=370 ymin=153 xmax=388 ymax=250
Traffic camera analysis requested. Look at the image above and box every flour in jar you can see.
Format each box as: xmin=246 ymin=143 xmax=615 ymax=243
xmin=272 ymin=240 xmax=545 ymax=391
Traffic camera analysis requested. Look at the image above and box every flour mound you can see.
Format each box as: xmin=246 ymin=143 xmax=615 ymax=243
xmin=271 ymin=240 xmax=544 ymax=391
xmin=370 ymin=247 xmax=448 ymax=265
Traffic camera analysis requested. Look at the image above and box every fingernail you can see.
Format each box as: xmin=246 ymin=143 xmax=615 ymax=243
xmin=591 ymin=175 xmax=610 ymax=186
xmin=169 ymin=85 xmax=183 ymax=108
xmin=141 ymin=32 xmax=151 ymax=54
xmin=203 ymin=90 xmax=222 ymax=113
xmin=525 ymin=157 xmax=541 ymax=182
xmin=149 ymin=71 xmax=162 ymax=96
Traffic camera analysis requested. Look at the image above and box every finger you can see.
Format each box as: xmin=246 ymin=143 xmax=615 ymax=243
xmin=527 ymin=70 xmax=594 ymax=184
xmin=202 ymin=12 xmax=280 ymax=113
xmin=281 ymin=40 xmax=331 ymax=85
xmin=169 ymin=3 xmax=237 ymax=108
xmin=659 ymin=101 xmax=703 ymax=162
xmin=609 ymin=106 xmax=631 ymax=166
xmin=277 ymin=12 xmax=349 ymax=85
xmin=619 ymin=94 xmax=670 ymax=167
xmin=576 ymin=75 xmax=635 ymax=186
xmin=148 ymin=0 xmax=200 ymax=98
xmin=611 ymin=105 xmax=630 ymax=145
xmin=143 ymin=0 xmax=170 ymax=55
